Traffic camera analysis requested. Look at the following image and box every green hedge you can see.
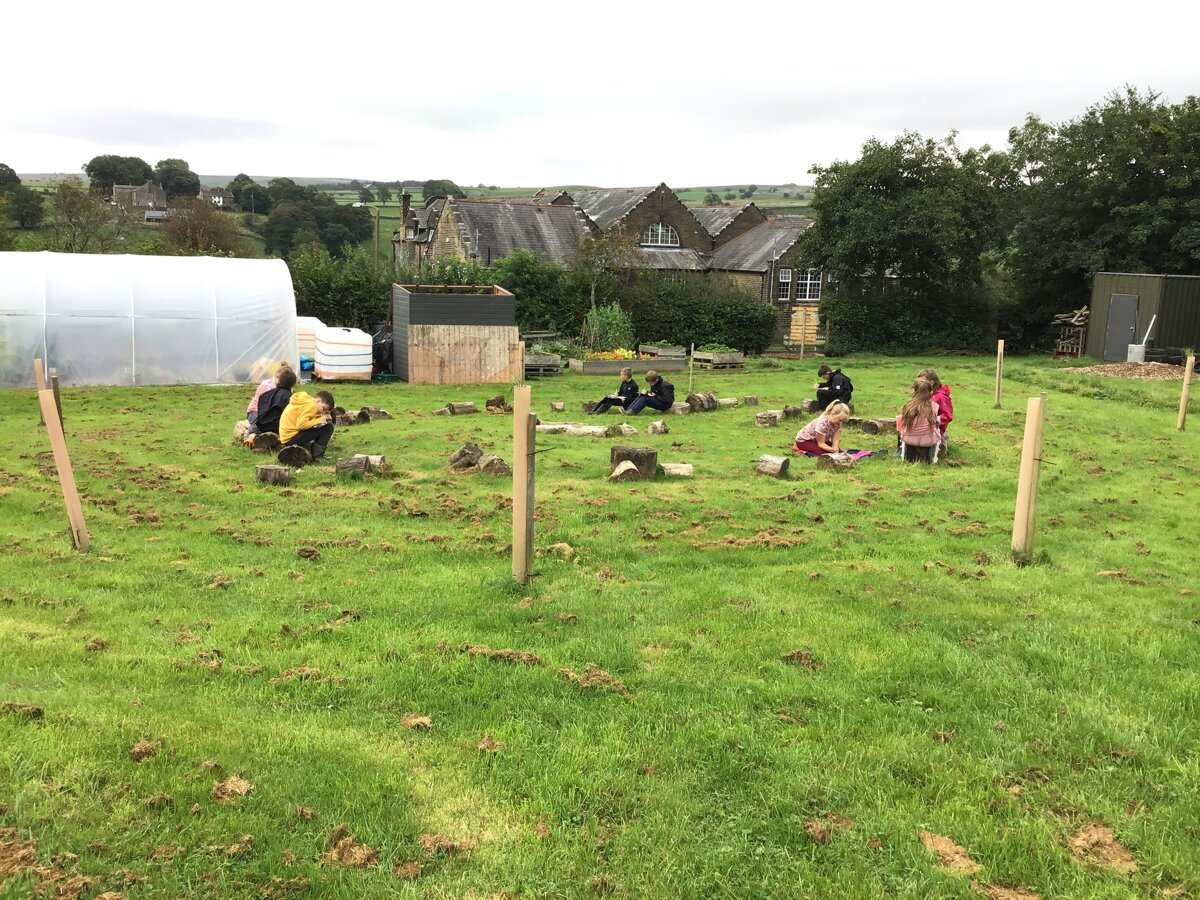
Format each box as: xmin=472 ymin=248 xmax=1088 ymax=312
xmin=620 ymin=272 xmax=777 ymax=354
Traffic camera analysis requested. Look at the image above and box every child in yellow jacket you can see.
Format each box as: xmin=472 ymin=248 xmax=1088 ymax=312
xmin=278 ymin=390 xmax=335 ymax=466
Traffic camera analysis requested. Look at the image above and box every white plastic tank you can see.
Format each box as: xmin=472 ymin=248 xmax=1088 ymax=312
xmin=314 ymin=326 xmax=373 ymax=380
xmin=296 ymin=316 xmax=325 ymax=358
xmin=1126 ymin=344 xmax=1146 ymax=363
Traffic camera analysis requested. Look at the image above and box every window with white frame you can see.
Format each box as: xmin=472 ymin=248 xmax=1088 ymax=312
xmin=642 ymin=222 xmax=680 ymax=246
xmin=796 ymin=269 xmax=822 ymax=300
xmin=776 ymin=267 xmax=792 ymax=301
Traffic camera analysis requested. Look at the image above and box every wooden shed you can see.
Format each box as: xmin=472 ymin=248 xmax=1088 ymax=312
xmin=391 ymin=284 xmax=523 ymax=383
xmin=1088 ymin=273 xmax=1200 ymax=361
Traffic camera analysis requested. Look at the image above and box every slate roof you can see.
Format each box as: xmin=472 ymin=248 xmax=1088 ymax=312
xmin=570 ymin=186 xmax=657 ymax=230
xmin=450 ymin=199 xmax=592 ymax=265
xmin=636 ymin=248 xmax=709 ymax=271
xmin=689 ymin=205 xmax=741 ymax=237
xmin=528 ymin=189 xmax=574 ymax=206
xmin=415 ymin=198 xmax=444 ymax=230
xmin=709 ymin=217 xmax=815 ymax=273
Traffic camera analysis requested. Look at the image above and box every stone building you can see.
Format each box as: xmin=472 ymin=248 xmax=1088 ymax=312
xmin=689 ymin=203 xmax=767 ymax=251
xmin=112 ymin=181 xmax=167 ymax=210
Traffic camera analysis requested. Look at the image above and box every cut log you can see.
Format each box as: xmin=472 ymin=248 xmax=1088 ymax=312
xmin=335 ymin=413 xmax=355 ymax=427
xmin=536 ymin=422 xmax=619 ymax=437
xmin=433 ymin=407 xmax=450 ymax=416
xmin=449 ymin=443 xmax=484 ymax=470
xmin=668 ymin=402 xmax=691 ymax=415
xmin=336 ymin=456 xmax=370 ymax=477
xmin=446 ymin=402 xmax=480 ymax=415
xmin=743 ymin=396 xmax=759 ymax=407
xmin=782 ymin=405 xmax=804 ymax=419
xmin=686 ymin=391 xmax=720 ymax=412
xmin=755 ymin=455 xmax=790 ymax=478
xmin=610 ymin=446 xmax=658 ymax=479
xmin=755 ymin=410 xmax=784 ymax=427
xmin=550 ymin=401 xmax=565 ymax=412
xmin=845 ymin=417 xmax=863 ymax=428
xmin=609 ymin=460 xmax=642 ymax=482
xmin=816 ymin=453 xmax=855 ymax=471
xmin=659 ymin=463 xmax=693 ymax=477
xmin=861 ymin=418 xmax=897 ymax=435
xmin=251 ymin=432 xmax=281 ymax=453
xmin=353 ymin=453 xmax=387 ymax=471
xmin=354 ymin=408 xmax=371 ymax=424
xmin=476 ymin=453 xmax=511 ymax=475
xmin=582 ymin=401 xmax=598 ymax=414
xmin=233 ymin=419 xmax=250 ymax=444
xmin=485 ymin=395 xmax=509 ymax=414
xmin=363 ymin=406 xmax=392 ymax=420
xmin=801 ymin=399 xmax=819 ymax=413
xmin=647 ymin=420 xmax=669 ymax=435
xmin=333 ymin=406 xmax=346 ymax=417
xmin=255 ymin=465 xmax=292 ymax=486
xmin=717 ymin=397 xmax=738 ymax=408
xmin=615 ymin=422 xmax=638 ymax=436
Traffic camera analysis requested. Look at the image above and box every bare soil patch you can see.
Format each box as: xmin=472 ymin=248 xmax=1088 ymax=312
xmin=128 ymin=739 xmax=158 ymax=762
xmin=419 ymin=833 xmax=476 ymax=853
xmin=558 ymin=664 xmax=628 ymax=694
xmin=1067 ymin=822 xmax=1136 ymax=874
xmin=211 ymin=775 xmax=254 ymax=804
xmin=971 ymin=882 xmax=1041 ymax=899
xmin=0 ymin=702 xmax=44 ymax=720
xmin=782 ymin=649 xmax=826 ymax=671
xmin=919 ymin=830 xmax=981 ymax=875
xmin=462 ymin=644 xmax=545 ymax=667
xmin=320 ymin=825 xmax=379 ymax=868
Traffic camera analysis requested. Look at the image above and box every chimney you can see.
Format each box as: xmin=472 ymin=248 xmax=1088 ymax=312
xmin=401 ymin=191 xmax=412 ymax=238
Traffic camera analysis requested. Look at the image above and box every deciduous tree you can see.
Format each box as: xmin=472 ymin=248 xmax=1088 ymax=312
xmin=570 ymin=222 xmax=640 ymax=309
xmin=376 ymin=186 xmax=392 ymax=204
xmin=83 ymin=155 xmax=153 ymax=196
xmin=154 ymin=158 xmax=201 ymax=200
xmin=8 ymin=186 xmax=45 ymax=229
xmin=48 ymin=176 xmax=129 ymax=253
xmin=164 ymin=197 xmax=247 ymax=256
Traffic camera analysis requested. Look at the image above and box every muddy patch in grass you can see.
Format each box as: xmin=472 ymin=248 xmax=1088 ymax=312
xmin=1067 ymin=822 xmax=1136 ymax=874
xmin=270 ymin=666 xmax=322 ymax=685
xmin=970 ymin=882 xmax=1040 ymax=899
xmin=558 ymin=664 xmax=628 ymax=694
xmin=211 ymin=775 xmax=254 ymax=804
xmin=419 ymin=833 xmax=476 ymax=853
xmin=1 ymin=702 xmax=44 ymax=720
xmin=919 ymin=830 xmax=980 ymax=875
xmin=461 ymin=644 xmax=544 ymax=667
xmin=320 ymin=825 xmax=379 ymax=867
xmin=128 ymin=739 xmax=158 ymax=762
xmin=781 ymin=649 xmax=825 ymax=671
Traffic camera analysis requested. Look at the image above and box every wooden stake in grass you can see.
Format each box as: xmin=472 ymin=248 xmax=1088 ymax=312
xmin=1012 ymin=394 xmax=1047 ymax=559
xmin=687 ymin=343 xmax=695 ymax=395
xmin=50 ymin=371 xmax=63 ymax=426
xmin=38 ymin=389 xmax=89 ymax=550
xmin=1178 ymin=354 xmax=1195 ymax=431
xmin=34 ymin=357 xmax=47 ymax=425
xmin=512 ymin=384 xmax=535 ymax=583
xmin=994 ymin=339 xmax=1005 ymax=409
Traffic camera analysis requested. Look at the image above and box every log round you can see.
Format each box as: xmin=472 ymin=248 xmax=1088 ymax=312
xmin=536 ymin=422 xmax=619 ymax=437
xmin=336 ymin=456 xmax=370 ymax=477
xmin=255 ymin=464 xmax=292 ymax=486
xmin=582 ymin=401 xmax=598 ymax=414
xmin=755 ymin=454 xmax=790 ymax=478
xmin=446 ymin=402 xmax=480 ymax=415
xmin=717 ymin=397 xmax=739 ymax=408
xmin=668 ymin=403 xmax=691 ymax=415
xmin=755 ymin=410 xmax=783 ymax=427
xmin=816 ymin=453 xmax=855 ymax=471
xmin=743 ymin=396 xmax=759 ymax=407
xmin=659 ymin=463 xmax=693 ymax=477
xmin=861 ymin=419 xmax=897 ymax=435
xmin=364 ymin=405 xmax=392 ymax=419
xmin=233 ymin=419 xmax=250 ymax=444
xmin=449 ymin=443 xmax=484 ymax=469
xmin=608 ymin=460 xmax=642 ymax=482
xmin=610 ymin=446 xmax=658 ymax=479
xmin=476 ymin=453 xmax=511 ymax=475
xmin=550 ymin=401 xmax=565 ymax=412
xmin=252 ymin=432 xmax=282 ymax=453
xmin=647 ymin=420 xmax=669 ymax=435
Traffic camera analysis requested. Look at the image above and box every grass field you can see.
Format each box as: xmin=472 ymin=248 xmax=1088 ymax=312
xmin=1 ymin=356 xmax=1197 ymax=898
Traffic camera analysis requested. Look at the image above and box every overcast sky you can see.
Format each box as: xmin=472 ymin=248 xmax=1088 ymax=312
xmin=5 ymin=0 xmax=1197 ymax=187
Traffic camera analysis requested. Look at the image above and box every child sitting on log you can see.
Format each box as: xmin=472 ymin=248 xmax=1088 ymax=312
xmin=589 ymin=367 xmax=639 ymax=414
xmin=814 ymin=364 xmax=853 ymax=411
xmin=794 ymin=402 xmax=850 ymax=455
xmin=278 ymin=389 xmax=336 ymax=466
xmin=246 ymin=360 xmax=292 ymax=427
xmin=244 ymin=366 xmax=298 ymax=448
xmin=624 ymin=370 xmax=675 ymax=415
xmin=896 ymin=379 xmax=942 ymax=462
xmin=917 ymin=368 xmax=953 ymax=452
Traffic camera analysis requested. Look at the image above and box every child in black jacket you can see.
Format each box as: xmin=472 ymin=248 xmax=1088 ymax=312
xmin=589 ymin=367 xmax=639 ymax=414
xmin=814 ymin=364 xmax=852 ymax=410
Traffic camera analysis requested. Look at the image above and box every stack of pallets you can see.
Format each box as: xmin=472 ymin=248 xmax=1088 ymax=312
xmin=1052 ymin=306 xmax=1088 ymax=358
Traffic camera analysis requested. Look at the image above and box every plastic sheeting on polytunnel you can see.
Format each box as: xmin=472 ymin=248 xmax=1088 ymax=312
xmin=0 ymin=251 xmax=298 ymax=388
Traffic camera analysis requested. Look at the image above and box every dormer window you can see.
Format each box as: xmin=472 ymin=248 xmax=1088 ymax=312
xmin=642 ymin=222 xmax=680 ymax=247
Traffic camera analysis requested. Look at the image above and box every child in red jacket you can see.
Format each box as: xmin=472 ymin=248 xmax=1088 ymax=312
xmin=918 ymin=368 xmax=952 ymax=451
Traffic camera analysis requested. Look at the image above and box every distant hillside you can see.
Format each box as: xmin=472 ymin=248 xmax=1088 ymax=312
xmin=198 ymin=175 xmax=356 ymax=189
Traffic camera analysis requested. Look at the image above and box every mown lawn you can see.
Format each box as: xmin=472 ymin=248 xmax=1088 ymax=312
xmin=1 ymin=356 xmax=1197 ymax=899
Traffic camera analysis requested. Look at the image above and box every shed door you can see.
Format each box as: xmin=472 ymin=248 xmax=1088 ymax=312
xmin=1104 ymin=294 xmax=1138 ymax=361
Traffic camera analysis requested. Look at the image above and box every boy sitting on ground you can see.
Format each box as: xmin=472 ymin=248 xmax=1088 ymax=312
xmin=244 ymin=367 xmax=298 ymax=450
xmin=278 ymin=389 xmax=336 ymax=466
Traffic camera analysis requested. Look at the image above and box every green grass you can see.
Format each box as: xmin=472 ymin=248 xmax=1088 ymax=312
xmin=1 ymin=357 xmax=1197 ymax=897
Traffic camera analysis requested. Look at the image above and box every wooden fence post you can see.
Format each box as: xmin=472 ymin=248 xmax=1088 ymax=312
xmin=38 ymin=389 xmax=89 ymax=551
xmin=799 ymin=308 xmax=807 ymax=360
xmin=34 ymin=358 xmax=47 ymax=425
xmin=687 ymin=343 xmax=695 ymax=395
xmin=994 ymin=339 xmax=1005 ymax=409
xmin=1012 ymin=394 xmax=1047 ymax=559
xmin=50 ymin=371 xmax=63 ymax=426
xmin=1178 ymin=354 xmax=1195 ymax=431
xmin=512 ymin=384 xmax=534 ymax=582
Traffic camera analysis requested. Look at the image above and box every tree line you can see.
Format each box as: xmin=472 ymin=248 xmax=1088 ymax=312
xmin=800 ymin=87 xmax=1200 ymax=352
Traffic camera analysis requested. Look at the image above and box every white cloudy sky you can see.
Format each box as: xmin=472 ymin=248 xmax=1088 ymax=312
xmin=5 ymin=0 xmax=1197 ymax=186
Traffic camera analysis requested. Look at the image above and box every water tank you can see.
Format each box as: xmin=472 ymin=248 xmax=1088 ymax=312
xmin=314 ymin=326 xmax=373 ymax=380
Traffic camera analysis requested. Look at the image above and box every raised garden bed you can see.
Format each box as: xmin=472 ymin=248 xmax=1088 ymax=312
xmin=524 ymin=353 xmax=562 ymax=376
xmin=568 ymin=358 xmax=687 ymax=376
xmin=638 ymin=343 xmax=687 ymax=359
xmin=693 ymin=350 xmax=745 ymax=369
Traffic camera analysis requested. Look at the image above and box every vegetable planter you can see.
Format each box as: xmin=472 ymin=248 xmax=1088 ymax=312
xmin=637 ymin=344 xmax=687 ymax=359
xmin=693 ymin=350 xmax=745 ymax=369
xmin=568 ymin=358 xmax=687 ymax=376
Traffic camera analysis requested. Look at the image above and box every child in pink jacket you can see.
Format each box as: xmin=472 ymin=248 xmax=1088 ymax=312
xmin=918 ymin=368 xmax=952 ymax=450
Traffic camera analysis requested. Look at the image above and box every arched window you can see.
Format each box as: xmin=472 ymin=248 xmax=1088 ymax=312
xmin=642 ymin=222 xmax=680 ymax=246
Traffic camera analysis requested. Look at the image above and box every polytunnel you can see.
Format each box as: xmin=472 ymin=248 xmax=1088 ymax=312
xmin=0 ymin=251 xmax=298 ymax=387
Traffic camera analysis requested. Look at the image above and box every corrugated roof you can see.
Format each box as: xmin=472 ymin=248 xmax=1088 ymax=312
xmin=689 ymin=205 xmax=741 ymax=237
xmin=709 ymin=217 xmax=814 ymax=273
xmin=636 ymin=248 xmax=709 ymax=271
xmin=451 ymin=199 xmax=592 ymax=265
xmin=570 ymin=186 xmax=656 ymax=230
